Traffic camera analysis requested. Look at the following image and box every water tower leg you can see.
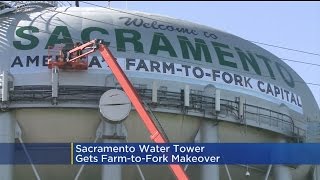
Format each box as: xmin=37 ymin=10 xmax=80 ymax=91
xmin=313 ymin=166 xmax=320 ymax=180
xmin=273 ymin=165 xmax=292 ymax=180
xmin=273 ymin=137 xmax=292 ymax=180
xmin=101 ymin=121 xmax=124 ymax=180
xmin=0 ymin=112 xmax=15 ymax=180
xmin=200 ymin=120 xmax=219 ymax=180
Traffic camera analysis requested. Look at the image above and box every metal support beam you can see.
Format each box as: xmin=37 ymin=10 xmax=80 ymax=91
xmin=224 ymin=164 xmax=232 ymax=180
xmin=15 ymin=122 xmax=41 ymax=180
xmin=0 ymin=112 xmax=15 ymax=180
xmin=1 ymin=71 xmax=9 ymax=102
xmin=215 ymin=89 xmax=220 ymax=112
xmin=238 ymin=97 xmax=244 ymax=120
xmin=152 ymin=81 xmax=158 ymax=103
xmin=74 ymin=122 xmax=104 ymax=180
xmin=51 ymin=66 xmax=59 ymax=104
xmin=200 ymin=120 xmax=219 ymax=180
xmin=184 ymin=85 xmax=190 ymax=107
xmin=102 ymin=121 xmax=125 ymax=180
xmin=264 ymin=165 xmax=272 ymax=180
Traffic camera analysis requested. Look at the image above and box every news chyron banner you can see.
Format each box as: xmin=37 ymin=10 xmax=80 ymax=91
xmin=1 ymin=143 xmax=320 ymax=165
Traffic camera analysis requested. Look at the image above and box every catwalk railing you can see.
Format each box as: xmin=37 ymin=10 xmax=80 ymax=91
xmin=5 ymin=85 xmax=306 ymax=140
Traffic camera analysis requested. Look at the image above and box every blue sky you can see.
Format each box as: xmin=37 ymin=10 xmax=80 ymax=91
xmin=79 ymin=1 xmax=320 ymax=109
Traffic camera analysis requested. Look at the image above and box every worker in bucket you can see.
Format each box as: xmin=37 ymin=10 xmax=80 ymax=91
xmin=68 ymin=42 xmax=83 ymax=63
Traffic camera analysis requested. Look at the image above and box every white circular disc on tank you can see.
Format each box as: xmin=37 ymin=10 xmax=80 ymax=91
xmin=99 ymin=89 xmax=131 ymax=122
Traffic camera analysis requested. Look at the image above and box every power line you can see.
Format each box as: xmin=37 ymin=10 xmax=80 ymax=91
xmin=81 ymin=1 xmax=320 ymax=58
xmin=3 ymin=4 xmax=320 ymax=87
xmin=251 ymin=41 xmax=320 ymax=57
xmin=281 ymin=58 xmax=320 ymax=67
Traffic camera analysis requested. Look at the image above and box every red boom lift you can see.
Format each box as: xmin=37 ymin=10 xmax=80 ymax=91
xmin=48 ymin=39 xmax=189 ymax=180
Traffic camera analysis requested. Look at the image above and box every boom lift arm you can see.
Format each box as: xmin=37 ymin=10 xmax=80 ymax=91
xmin=56 ymin=39 xmax=189 ymax=180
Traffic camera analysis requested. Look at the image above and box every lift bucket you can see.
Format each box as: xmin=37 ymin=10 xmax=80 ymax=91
xmin=47 ymin=43 xmax=88 ymax=70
